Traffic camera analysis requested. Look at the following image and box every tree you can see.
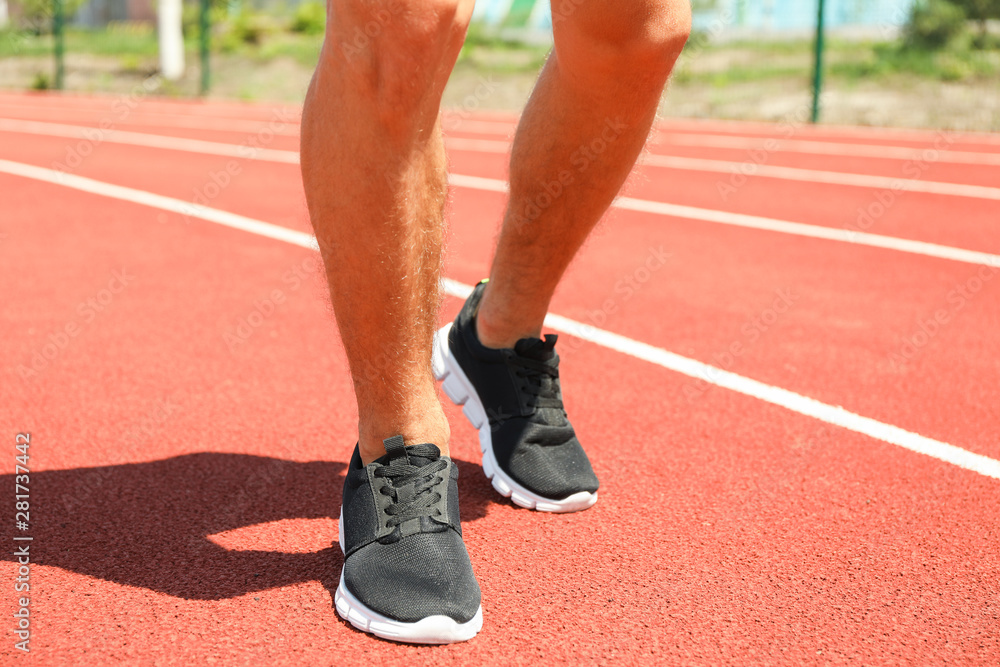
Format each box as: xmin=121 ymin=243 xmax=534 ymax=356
xmin=14 ymin=0 xmax=86 ymax=34
xmin=906 ymin=0 xmax=968 ymax=49
xmin=951 ymin=0 xmax=1000 ymax=41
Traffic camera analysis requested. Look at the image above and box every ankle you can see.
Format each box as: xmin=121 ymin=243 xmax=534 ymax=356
xmin=475 ymin=293 xmax=543 ymax=350
xmin=358 ymin=403 xmax=451 ymax=464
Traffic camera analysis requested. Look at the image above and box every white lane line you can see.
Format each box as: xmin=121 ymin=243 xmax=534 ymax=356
xmin=444 ymin=112 xmax=1000 ymax=147
xmin=448 ymin=132 xmax=1000 ymax=168
xmin=615 ymin=196 xmax=1000 ymax=267
xmin=656 ymin=133 xmax=1000 ymax=167
xmin=4 ymin=121 xmax=999 ymax=268
xmin=448 ymin=173 xmax=1000 ymax=269
xmin=447 ymin=173 xmax=508 ymax=193
xmin=445 ymin=137 xmax=511 ymax=153
xmin=2 ymin=156 xmax=997 ymax=482
xmin=0 ymin=100 xmax=495 ymax=135
xmin=656 ymin=118 xmax=1000 ymax=147
xmin=0 ymin=97 xmax=299 ymax=123
xmin=445 ymin=113 xmax=1000 ymax=149
xmin=0 ymin=159 xmax=316 ymax=249
xmin=17 ymin=102 xmax=996 ymax=166
xmin=0 ymin=107 xmax=300 ymax=136
xmin=643 ymin=154 xmax=1000 ymax=202
xmin=5 ymin=95 xmax=1000 ymax=150
xmin=430 ymin=137 xmax=1000 ymax=202
xmin=309 ymin=125 xmax=1000 ymax=169
xmin=8 ymin=105 xmax=996 ymax=168
xmin=443 ymin=119 xmax=517 ymax=135
xmin=0 ymin=118 xmax=299 ymax=164
xmin=538 ymin=311 xmax=1000 ymax=483
xmin=8 ymin=116 xmax=998 ymax=203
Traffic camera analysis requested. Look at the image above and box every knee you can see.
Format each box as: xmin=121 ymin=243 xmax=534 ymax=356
xmin=322 ymin=0 xmax=473 ymax=112
xmin=553 ymin=0 xmax=692 ymax=84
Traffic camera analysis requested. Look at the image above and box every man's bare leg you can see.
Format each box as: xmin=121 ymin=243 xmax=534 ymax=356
xmin=476 ymin=1 xmax=692 ymax=349
xmin=305 ymin=7 xmax=483 ymax=644
xmin=428 ymin=1 xmax=692 ymax=512
xmin=300 ymin=0 xmax=475 ymax=463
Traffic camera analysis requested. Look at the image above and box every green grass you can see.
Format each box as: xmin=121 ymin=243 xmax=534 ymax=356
xmin=252 ymin=32 xmax=323 ymax=66
xmin=0 ymin=27 xmax=159 ymax=58
xmin=3 ymin=19 xmax=997 ymax=86
xmin=462 ymin=23 xmax=533 ymax=51
xmin=830 ymin=41 xmax=1000 ymax=82
xmin=211 ymin=18 xmax=547 ymax=72
xmin=458 ymin=25 xmax=549 ymax=72
xmin=675 ymin=34 xmax=999 ymax=86
xmin=675 ymin=63 xmax=812 ymax=86
xmin=690 ymin=34 xmax=818 ymax=55
xmin=0 ymin=29 xmax=54 ymax=58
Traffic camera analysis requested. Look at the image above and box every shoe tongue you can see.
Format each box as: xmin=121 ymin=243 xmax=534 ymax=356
xmin=406 ymin=444 xmax=442 ymax=467
xmin=514 ymin=334 xmax=558 ymax=361
xmin=381 ymin=436 xmax=442 ymax=466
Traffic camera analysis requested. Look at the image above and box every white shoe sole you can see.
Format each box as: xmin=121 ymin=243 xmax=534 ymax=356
xmin=335 ymin=511 xmax=483 ymax=644
xmin=432 ymin=322 xmax=598 ymax=514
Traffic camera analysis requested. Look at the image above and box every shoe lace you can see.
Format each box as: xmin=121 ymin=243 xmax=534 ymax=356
xmin=511 ymin=356 xmax=563 ymax=410
xmin=374 ymin=444 xmax=448 ymax=527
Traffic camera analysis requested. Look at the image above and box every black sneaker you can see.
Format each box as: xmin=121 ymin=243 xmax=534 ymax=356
xmin=336 ymin=435 xmax=482 ymax=644
xmin=432 ymin=280 xmax=599 ymax=513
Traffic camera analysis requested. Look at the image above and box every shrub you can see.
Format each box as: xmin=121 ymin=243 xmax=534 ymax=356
xmin=31 ymin=71 xmax=50 ymax=90
xmin=12 ymin=0 xmax=86 ymax=35
xmin=182 ymin=2 xmax=231 ymax=40
xmin=231 ymin=11 xmax=271 ymax=45
xmin=952 ymin=0 xmax=1000 ymax=46
xmin=218 ymin=11 xmax=279 ymax=52
xmin=905 ymin=0 xmax=968 ymax=49
xmin=291 ymin=1 xmax=326 ymax=35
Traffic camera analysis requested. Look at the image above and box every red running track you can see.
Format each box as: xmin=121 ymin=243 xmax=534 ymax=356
xmin=1 ymin=92 xmax=998 ymax=665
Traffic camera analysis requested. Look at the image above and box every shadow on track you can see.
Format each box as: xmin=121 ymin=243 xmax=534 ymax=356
xmin=1 ymin=453 xmax=495 ymax=600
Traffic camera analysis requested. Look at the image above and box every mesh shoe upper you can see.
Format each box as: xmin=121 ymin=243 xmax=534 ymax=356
xmin=340 ymin=437 xmax=481 ymax=624
xmin=447 ymin=282 xmax=599 ymax=499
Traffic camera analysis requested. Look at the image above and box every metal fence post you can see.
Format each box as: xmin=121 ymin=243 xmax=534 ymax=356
xmin=199 ymin=0 xmax=211 ymax=95
xmin=810 ymin=0 xmax=827 ymax=123
xmin=53 ymin=0 xmax=65 ymax=89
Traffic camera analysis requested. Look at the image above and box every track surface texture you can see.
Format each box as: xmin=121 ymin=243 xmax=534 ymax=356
xmin=1 ymin=92 xmax=998 ymax=666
